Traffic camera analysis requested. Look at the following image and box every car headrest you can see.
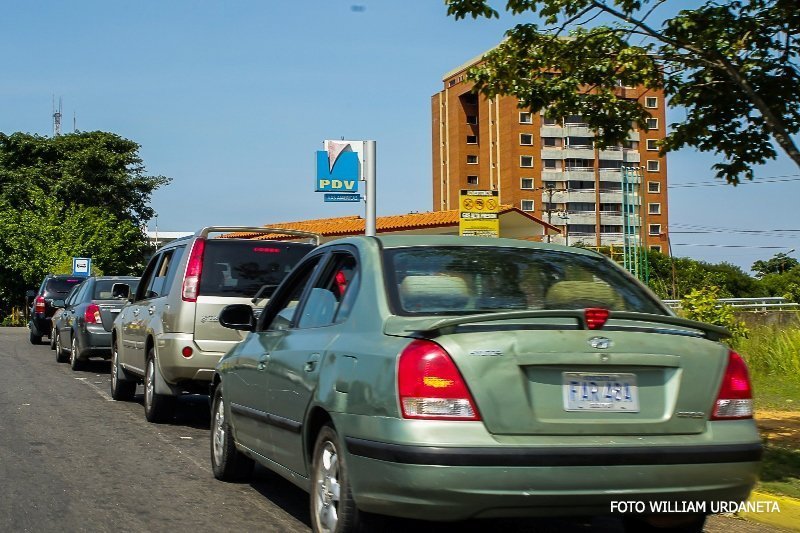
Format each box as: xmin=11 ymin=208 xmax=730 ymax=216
xmin=544 ymin=280 xmax=623 ymax=310
xmin=399 ymin=275 xmax=470 ymax=312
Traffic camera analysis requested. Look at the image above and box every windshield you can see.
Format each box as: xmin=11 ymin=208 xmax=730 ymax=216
xmin=198 ymin=240 xmax=313 ymax=298
xmin=384 ymin=246 xmax=665 ymax=316
xmin=45 ymin=277 xmax=84 ymax=295
xmin=94 ymin=279 xmax=140 ymax=300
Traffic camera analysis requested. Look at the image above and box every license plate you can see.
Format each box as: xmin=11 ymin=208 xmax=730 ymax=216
xmin=562 ymin=372 xmax=639 ymax=412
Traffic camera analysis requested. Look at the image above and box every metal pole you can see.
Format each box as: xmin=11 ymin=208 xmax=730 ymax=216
xmin=622 ymin=167 xmax=629 ymax=271
xmin=364 ymin=140 xmax=376 ymax=236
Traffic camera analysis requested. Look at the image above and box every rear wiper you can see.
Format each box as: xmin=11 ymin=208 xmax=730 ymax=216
xmin=251 ymin=284 xmax=278 ymax=303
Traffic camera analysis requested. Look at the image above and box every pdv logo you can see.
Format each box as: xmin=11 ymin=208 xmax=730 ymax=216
xmin=315 ymin=147 xmax=360 ymax=192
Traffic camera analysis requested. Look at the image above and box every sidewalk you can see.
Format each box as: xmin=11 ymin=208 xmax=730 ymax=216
xmin=739 ymin=491 xmax=800 ymax=531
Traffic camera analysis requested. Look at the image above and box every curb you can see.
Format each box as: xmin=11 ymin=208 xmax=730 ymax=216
xmin=738 ymin=491 xmax=800 ymax=531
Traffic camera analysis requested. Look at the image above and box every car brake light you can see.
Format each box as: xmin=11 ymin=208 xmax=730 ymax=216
xmin=34 ymin=296 xmax=46 ymax=314
xmin=711 ymin=350 xmax=753 ymax=420
xmin=398 ymin=339 xmax=480 ymax=421
xmin=84 ymin=303 xmax=101 ymax=324
xmin=182 ymin=238 xmax=206 ymax=302
xmin=585 ymin=307 xmax=609 ymax=329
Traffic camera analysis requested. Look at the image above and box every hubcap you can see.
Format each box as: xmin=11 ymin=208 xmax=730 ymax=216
xmin=212 ymin=395 xmax=225 ymax=465
xmin=313 ymin=441 xmax=341 ymax=533
xmin=145 ymin=359 xmax=154 ymax=408
xmin=71 ymin=338 xmax=77 ymax=364
xmin=111 ymin=346 xmax=118 ymax=388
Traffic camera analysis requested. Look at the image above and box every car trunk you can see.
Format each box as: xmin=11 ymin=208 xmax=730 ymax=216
xmin=96 ymin=300 xmax=128 ymax=332
xmin=193 ymin=295 xmax=255 ymax=352
xmin=391 ymin=315 xmax=729 ymax=436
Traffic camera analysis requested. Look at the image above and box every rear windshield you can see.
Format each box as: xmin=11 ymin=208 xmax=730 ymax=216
xmin=198 ymin=240 xmax=313 ymax=298
xmin=384 ymin=246 xmax=665 ymax=316
xmin=45 ymin=278 xmax=84 ymax=295
xmin=94 ymin=279 xmax=140 ymax=300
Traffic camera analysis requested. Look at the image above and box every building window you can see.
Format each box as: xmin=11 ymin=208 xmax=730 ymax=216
xmin=645 ymin=97 xmax=658 ymax=108
xmin=646 ymin=139 xmax=659 ymax=151
xmin=467 ymin=155 xmax=478 ymax=164
xmin=448 ymin=79 xmax=456 ymax=87
xmin=520 ymin=155 xmax=534 ymax=168
xmin=649 ymin=224 xmax=661 ymax=236
xmin=467 ymin=175 xmax=479 ymax=185
xmin=521 ymin=200 xmax=535 ymax=211
xmin=520 ymin=133 xmax=534 ymax=145
xmin=542 ymin=116 xmax=558 ymax=126
xmin=519 ymin=112 xmax=533 ymax=124
xmin=466 ymin=115 xmax=478 ymax=125
xmin=466 ymin=135 xmax=478 ymax=144
xmin=647 ymin=160 xmax=660 ymax=172
xmin=648 ymin=181 xmax=661 ymax=193
xmin=648 ymin=203 xmax=661 ymax=215
xmin=646 ymin=118 xmax=658 ymax=129
xmin=649 ymin=245 xmax=662 ymax=253
xmin=521 ymin=178 xmax=534 ymax=189
xmin=542 ymin=137 xmax=559 ymax=147
xmin=543 ymin=159 xmax=559 ymax=169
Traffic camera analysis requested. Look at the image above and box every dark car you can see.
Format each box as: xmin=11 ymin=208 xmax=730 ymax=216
xmin=28 ymin=275 xmax=86 ymax=344
xmin=54 ymin=276 xmax=140 ymax=370
xmin=50 ymin=284 xmax=82 ymax=351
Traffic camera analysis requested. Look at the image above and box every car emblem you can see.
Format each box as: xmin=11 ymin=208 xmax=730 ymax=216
xmin=588 ymin=336 xmax=613 ymax=350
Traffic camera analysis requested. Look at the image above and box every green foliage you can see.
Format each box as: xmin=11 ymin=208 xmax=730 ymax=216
xmin=752 ymin=252 xmax=799 ymax=278
xmin=680 ymin=286 xmax=749 ymax=346
xmin=738 ymin=325 xmax=800 ymax=377
xmin=445 ymin=0 xmax=800 ymax=183
xmin=760 ymin=266 xmax=800 ymax=303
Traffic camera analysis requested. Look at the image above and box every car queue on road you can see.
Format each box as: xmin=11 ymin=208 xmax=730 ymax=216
xmin=25 ymin=230 xmax=762 ymax=533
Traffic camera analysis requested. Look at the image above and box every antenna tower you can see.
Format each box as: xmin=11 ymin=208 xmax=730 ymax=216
xmin=52 ymin=96 xmax=63 ymax=136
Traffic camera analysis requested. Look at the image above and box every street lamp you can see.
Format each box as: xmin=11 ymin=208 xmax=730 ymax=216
xmin=557 ymin=210 xmax=570 ymax=246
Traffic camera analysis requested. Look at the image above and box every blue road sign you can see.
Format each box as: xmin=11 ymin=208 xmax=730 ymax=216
xmin=324 ymin=193 xmax=362 ymax=203
xmin=72 ymin=257 xmax=91 ymax=276
xmin=316 ymin=150 xmax=360 ymax=192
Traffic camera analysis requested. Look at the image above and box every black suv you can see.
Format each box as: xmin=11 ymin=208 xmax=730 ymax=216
xmin=28 ymin=275 xmax=85 ymax=344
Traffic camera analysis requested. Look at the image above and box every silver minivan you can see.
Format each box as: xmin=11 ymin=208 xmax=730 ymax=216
xmin=110 ymin=227 xmax=317 ymax=422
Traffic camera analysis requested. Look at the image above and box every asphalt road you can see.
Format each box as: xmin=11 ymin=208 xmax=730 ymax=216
xmin=0 ymin=327 xmax=781 ymax=533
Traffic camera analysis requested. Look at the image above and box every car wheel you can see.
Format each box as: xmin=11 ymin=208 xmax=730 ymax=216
xmin=310 ymin=424 xmax=378 ymax=533
xmin=49 ymin=330 xmax=56 ymax=350
xmin=144 ymin=349 xmax=173 ymax=423
xmin=70 ymin=335 xmax=84 ymax=371
xmin=110 ymin=339 xmax=136 ymax=401
xmin=624 ymin=514 xmax=707 ymax=532
xmin=210 ymin=384 xmax=254 ymax=481
xmin=55 ymin=331 xmax=68 ymax=363
xmin=29 ymin=330 xmax=42 ymax=345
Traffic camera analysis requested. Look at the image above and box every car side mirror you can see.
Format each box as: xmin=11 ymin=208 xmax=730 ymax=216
xmin=219 ymin=304 xmax=254 ymax=332
xmin=111 ymin=283 xmax=130 ymax=300
xmin=52 ymin=299 xmax=66 ymax=309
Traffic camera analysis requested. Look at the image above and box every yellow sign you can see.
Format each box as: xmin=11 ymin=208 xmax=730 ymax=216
xmin=459 ymin=190 xmax=499 ymax=237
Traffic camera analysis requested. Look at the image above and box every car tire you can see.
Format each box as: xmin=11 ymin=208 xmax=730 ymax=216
xmin=55 ymin=331 xmax=68 ymax=363
xmin=310 ymin=424 xmax=380 ymax=533
xmin=624 ymin=514 xmax=707 ymax=532
xmin=144 ymin=349 xmax=173 ymax=423
xmin=29 ymin=330 xmax=42 ymax=345
xmin=210 ymin=384 xmax=254 ymax=481
xmin=49 ymin=330 xmax=56 ymax=350
xmin=110 ymin=338 xmax=136 ymax=401
xmin=70 ymin=335 xmax=84 ymax=371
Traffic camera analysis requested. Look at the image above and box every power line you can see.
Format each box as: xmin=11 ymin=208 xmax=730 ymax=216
xmin=671 ymin=243 xmax=793 ymax=249
xmin=668 ymin=174 xmax=800 ymax=189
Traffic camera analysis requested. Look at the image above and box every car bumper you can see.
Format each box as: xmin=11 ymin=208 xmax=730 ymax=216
xmin=156 ymin=333 xmax=224 ymax=386
xmin=30 ymin=316 xmax=52 ymax=336
xmin=337 ymin=416 xmax=761 ymax=521
xmin=77 ymin=325 xmax=112 ymax=357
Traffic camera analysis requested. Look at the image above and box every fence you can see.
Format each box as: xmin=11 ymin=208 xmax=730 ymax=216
xmin=663 ymin=297 xmax=800 ymax=311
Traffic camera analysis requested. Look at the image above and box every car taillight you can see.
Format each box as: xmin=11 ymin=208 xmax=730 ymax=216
xmin=585 ymin=307 xmax=609 ymax=329
xmin=711 ymin=350 xmax=753 ymax=420
xmin=398 ymin=339 xmax=480 ymax=421
xmin=84 ymin=303 xmax=101 ymax=324
xmin=34 ymin=296 xmax=46 ymax=314
xmin=182 ymin=237 xmax=206 ymax=302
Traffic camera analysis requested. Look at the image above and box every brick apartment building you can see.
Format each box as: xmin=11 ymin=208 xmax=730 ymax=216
xmin=432 ymin=52 xmax=670 ymax=253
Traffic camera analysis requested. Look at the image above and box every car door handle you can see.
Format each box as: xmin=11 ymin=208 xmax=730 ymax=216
xmin=148 ymin=305 xmax=155 ymax=315
xmin=304 ymin=353 xmax=321 ymax=373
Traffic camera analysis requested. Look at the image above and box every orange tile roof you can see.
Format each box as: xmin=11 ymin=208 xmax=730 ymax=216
xmin=225 ymin=206 xmax=559 ymax=240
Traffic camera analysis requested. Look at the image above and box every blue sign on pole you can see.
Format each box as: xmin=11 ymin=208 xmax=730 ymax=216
xmin=324 ymin=193 xmax=362 ymax=203
xmin=315 ymin=150 xmax=360 ymax=192
xmin=72 ymin=257 xmax=91 ymax=276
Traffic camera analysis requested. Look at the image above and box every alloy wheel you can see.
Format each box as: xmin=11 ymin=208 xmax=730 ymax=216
xmin=313 ymin=440 xmax=341 ymax=533
xmin=111 ymin=344 xmax=118 ymax=389
xmin=145 ymin=358 xmax=155 ymax=409
xmin=71 ymin=337 xmax=78 ymax=366
xmin=212 ymin=394 xmax=226 ymax=467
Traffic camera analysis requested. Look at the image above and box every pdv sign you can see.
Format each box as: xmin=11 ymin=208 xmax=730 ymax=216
xmin=315 ymin=150 xmax=359 ymax=192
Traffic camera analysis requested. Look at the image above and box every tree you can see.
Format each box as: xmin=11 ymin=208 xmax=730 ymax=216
xmin=644 ymin=250 xmax=763 ymax=299
xmin=446 ymin=0 xmax=800 ymax=184
xmin=752 ymin=252 xmax=799 ymax=277
xmin=0 ymin=131 xmax=170 ymax=225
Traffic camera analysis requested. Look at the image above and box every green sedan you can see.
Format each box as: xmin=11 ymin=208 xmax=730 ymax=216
xmin=210 ymin=236 xmax=761 ymax=533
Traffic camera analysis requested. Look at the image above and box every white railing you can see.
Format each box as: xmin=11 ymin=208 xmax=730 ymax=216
xmin=663 ymin=297 xmax=800 ymax=311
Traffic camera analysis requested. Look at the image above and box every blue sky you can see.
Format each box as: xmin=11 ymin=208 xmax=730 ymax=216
xmin=1 ymin=1 xmax=797 ymax=272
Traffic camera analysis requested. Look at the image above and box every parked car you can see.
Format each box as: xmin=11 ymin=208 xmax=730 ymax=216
xmin=50 ymin=284 xmax=82 ymax=351
xmin=110 ymin=226 xmax=318 ymax=423
xmin=211 ymin=235 xmax=761 ymax=533
xmin=27 ymin=275 xmax=85 ymax=344
xmin=53 ymin=276 xmax=140 ymax=370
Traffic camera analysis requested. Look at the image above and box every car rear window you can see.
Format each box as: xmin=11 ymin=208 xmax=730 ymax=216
xmin=45 ymin=277 xmax=84 ymax=295
xmin=198 ymin=240 xmax=313 ymax=298
xmin=384 ymin=246 xmax=665 ymax=316
xmin=93 ymin=279 xmax=140 ymax=300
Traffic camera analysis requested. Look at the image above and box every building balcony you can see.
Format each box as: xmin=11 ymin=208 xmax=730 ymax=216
xmin=541 ymin=170 xmax=565 ymax=182
xmin=541 ymin=147 xmax=563 ymax=160
xmin=564 ymin=125 xmax=593 ymax=137
xmin=599 ymin=212 xmax=641 ymax=226
xmin=599 ymin=191 xmax=640 ymax=204
xmin=563 ymin=147 xmax=595 ymax=159
xmin=563 ymin=169 xmax=595 ymax=181
xmin=546 ymin=189 xmax=597 ymax=203
xmin=598 ymin=168 xmax=622 ymax=181
xmin=600 ymin=233 xmax=626 ymax=246
xmin=628 ymin=131 xmax=640 ymax=142
xmin=565 ymin=211 xmax=597 ymax=225
xmin=623 ymin=150 xmax=641 ymax=163
xmin=598 ymin=147 xmax=624 ymax=161
xmin=551 ymin=233 xmax=597 ymax=246
xmin=540 ymin=126 xmax=564 ymax=137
